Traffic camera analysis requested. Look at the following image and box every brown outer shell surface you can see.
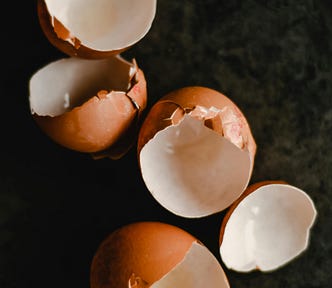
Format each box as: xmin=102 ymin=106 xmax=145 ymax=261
xmin=33 ymin=68 xmax=147 ymax=154
xmin=219 ymin=180 xmax=287 ymax=246
xmin=137 ymin=86 xmax=256 ymax=160
xmin=90 ymin=222 xmax=197 ymax=288
xmin=37 ymin=0 xmax=129 ymax=59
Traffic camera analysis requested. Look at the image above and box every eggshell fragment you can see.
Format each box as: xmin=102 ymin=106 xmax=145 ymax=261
xmin=37 ymin=0 xmax=157 ymax=59
xmin=219 ymin=181 xmax=317 ymax=272
xmin=137 ymin=86 xmax=256 ymax=218
xmin=90 ymin=222 xmax=230 ymax=288
xmin=29 ymin=55 xmax=147 ymax=159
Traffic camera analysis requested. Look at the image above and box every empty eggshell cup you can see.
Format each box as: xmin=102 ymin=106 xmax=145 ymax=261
xmin=37 ymin=0 xmax=157 ymax=59
xmin=137 ymin=86 xmax=257 ymax=218
xmin=219 ymin=181 xmax=317 ymax=272
xmin=90 ymin=221 xmax=230 ymax=288
xmin=29 ymin=55 xmax=147 ymax=159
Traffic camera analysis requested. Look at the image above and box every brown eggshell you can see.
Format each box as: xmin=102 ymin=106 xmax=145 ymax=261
xmin=218 ymin=180 xmax=317 ymax=272
xmin=37 ymin=0 xmax=157 ymax=59
xmin=90 ymin=222 xmax=196 ymax=288
xmin=137 ymin=86 xmax=257 ymax=218
xmin=138 ymin=86 xmax=256 ymax=162
xmin=90 ymin=221 xmax=230 ymax=288
xmin=29 ymin=55 xmax=147 ymax=159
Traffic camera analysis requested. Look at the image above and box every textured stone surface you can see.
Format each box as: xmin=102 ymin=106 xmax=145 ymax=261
xmin=1 ymin=1 xmax=331 ymax=287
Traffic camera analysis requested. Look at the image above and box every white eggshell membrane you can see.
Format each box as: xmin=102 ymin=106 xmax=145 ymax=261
xmin=139 ymin=114 xmax=251 ymax=218
xmin=220 ymin=183 xmax=317 ymax=272
xmin=45 ymin=0 xmax=157 ymax=51
xmin=29 ymin=55 xmax=136 ymax=117
xmin=151 ymin=242 xmax=229 ymax=288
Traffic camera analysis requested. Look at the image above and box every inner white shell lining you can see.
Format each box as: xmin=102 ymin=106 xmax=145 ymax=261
xmin=29 ymin=56 xmax=135 ymax=116
xmin=140 ymin=114 xmax=251 ymax=218
xmin=151 ymin=242 xmax=229 ymax=288
xmin=45 ymin=0 xmax=157 ymax=50
xmin=220 ymin=184 xmax=317 ymax=272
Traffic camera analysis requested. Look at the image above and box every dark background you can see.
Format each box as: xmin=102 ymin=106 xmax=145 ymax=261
xmin=1 ymin=0 xmax=331 ymax=287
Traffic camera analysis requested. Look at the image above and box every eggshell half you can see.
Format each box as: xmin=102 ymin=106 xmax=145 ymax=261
xmin=29 ymin=55 xmax=147 ymax=159
xmin=90 ymin=221 xmax=230 ymax=288
xmin=219 ymin=181 xmax=317 ymax=272
xmin=137 ymin=86 xmax=256 ymax=218
xmin=37 ymin=0 xmax=157 ymax=59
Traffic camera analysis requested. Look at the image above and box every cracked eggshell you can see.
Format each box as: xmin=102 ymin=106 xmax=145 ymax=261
xmin=137 ymin=86 xmax=256 ymax=218
xmin=90 ymin=221 xmax=230 ymax=288
xmin=219 ymin=181 xmax=317 ymax=272
xmin=37 ymin=0 xmax=157 ymax=59
xmin=29 ymin=55 xmax=147 ymax=159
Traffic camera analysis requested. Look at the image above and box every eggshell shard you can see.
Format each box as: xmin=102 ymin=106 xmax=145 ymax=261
xmin=29 ymin=55 xmax=147 ymax=159
xmin=219 ymin=181 xmax=317 ymax=272
xmin=37 ymin=0 xmax=157 ymax=59
xmin=90 ymin=221 xmax=229 ymax=288
xmin=137 ymin=86 xmax=256 ymax=218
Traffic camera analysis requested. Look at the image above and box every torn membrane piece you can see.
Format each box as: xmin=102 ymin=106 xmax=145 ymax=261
xmin=219 ymin=181 xmax=317 ymax=272
xmin=128 ymin=274 xmax=149 ymax=288
xmin=37 ymin=0 xmax=157 ymax=59
xmin=29 ymin=55 xmax=147 ymax=159
xmin=137 ymin=86 xmax=256 ymax=218
xmin=90 ymin=222 xmax=229 ymax=288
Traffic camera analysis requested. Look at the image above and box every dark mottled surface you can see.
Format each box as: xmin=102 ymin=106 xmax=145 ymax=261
xmin=1 ymin=1 xmax=331 ymax=287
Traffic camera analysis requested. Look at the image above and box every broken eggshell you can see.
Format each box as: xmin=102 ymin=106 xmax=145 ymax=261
xmin=90 ymin=221 xmax=230 ymax=288
xmin=137 ymin=86 xmax=256 ymax=218
xmin=29 ymin=54 xmax=147 ymax=159
xmin=37 ymin=0 xmax=157 ymax=59
xmin=219 ymin=181 xmax=317 ymax=272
